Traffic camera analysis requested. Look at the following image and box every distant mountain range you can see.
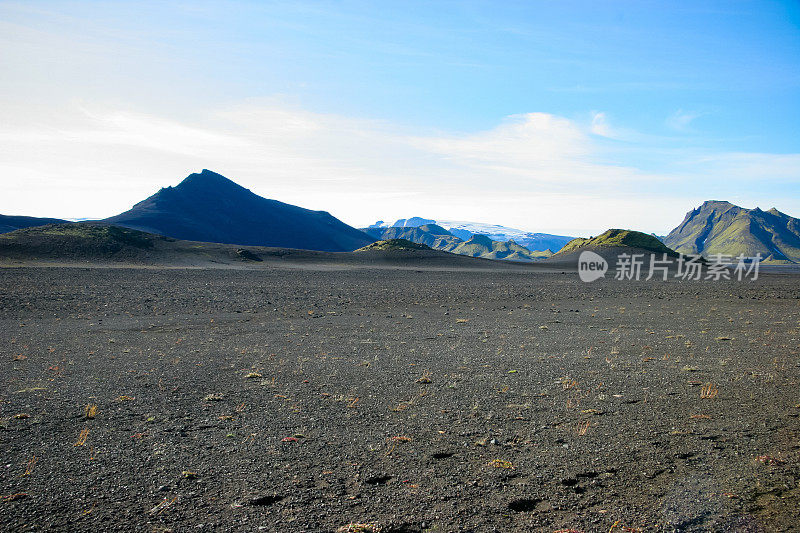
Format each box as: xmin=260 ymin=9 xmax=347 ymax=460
xmin=368 ymin=218 xmax=574 ymax=252
xmin=363 ymin=224 xmax=553 ymax=262
xmin=664 ymin=200 xmax=800 ymax=263
xmin=1 ymin=223 xmax=536 ymax=270
xmin=2 ymin=175 xmax=798 ymax=264
xmin=0 ymin=214 xmax=69 ymax=234
xmin=104 ymin=169 xmax=374 ymax=252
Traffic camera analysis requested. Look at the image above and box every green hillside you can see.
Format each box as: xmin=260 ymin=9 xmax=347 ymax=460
xmin=555 ymin=229 xmax=677 ymax=256
xmin=664 ymin=201 xmax=800 ymax=263
xmin=363 ymin=225 xmax=552 ymax=262
xmin=355 ymin=239 xmax=433 ymax=252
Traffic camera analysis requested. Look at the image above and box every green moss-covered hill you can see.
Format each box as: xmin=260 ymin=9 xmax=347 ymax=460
xmin=0 ymin=223 xmax=162 ymax=254
xmin=555 ymin=229 xmax=678 ymax=257
xmin=664 ymin=201 xmax=800 ymax=263
xmin=355 ymin=239 xmax=433 ymax=252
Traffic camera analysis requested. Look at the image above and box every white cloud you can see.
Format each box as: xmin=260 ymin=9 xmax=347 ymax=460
xmin=666 ymin=109 xmax=704 ymax=132
xmin=0 ymin=99 xmax=797 ymax=236
xmin=688 ymin=152 xmax=800 ymax=182
xmin=590 ymin=111 xmax=612 ymax=137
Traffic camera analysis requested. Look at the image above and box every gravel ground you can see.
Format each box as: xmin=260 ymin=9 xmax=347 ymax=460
xmin=1 ymin=265 xmax=799 ymax=532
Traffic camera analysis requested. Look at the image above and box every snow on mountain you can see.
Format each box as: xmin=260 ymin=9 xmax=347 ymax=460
xmin=367 ymin=217 xmax=574 ymax=252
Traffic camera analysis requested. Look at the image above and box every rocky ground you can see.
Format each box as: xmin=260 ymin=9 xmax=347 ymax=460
xmin=1 ymin=264 xmax=799 ymax=532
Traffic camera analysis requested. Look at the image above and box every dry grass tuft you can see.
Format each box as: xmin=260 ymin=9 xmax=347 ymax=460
xmin=84 ymin=404 xmax=98 ymax=419
xmin=23 ymin=456 xmax=37 ymax=476
xmin=74 ymin=428 xmax=90 ymax=447
xmin=416 ymin=371 xmax=432 ymax=384
xmin=1 ymin=492 xmax=29 ymax=502
xmin=116 ymin=395 xmax=135 ymax=402
xmin=700 ymin=383 xmax=719 ymax=399
xmin=149 ymin=496 xmax=177 ymax=515
xmin=337 ymin=524 xmax=382 ymax=533
xmin=487 ymin=459 xmax=514 ymax=469
xmin=561 ymin=378 xmax=578 ymax=390
xmin=608 ymin=521 xmax=643 ymax=532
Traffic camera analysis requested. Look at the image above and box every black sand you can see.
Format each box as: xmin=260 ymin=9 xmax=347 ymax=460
xmin=1 ymin=263 xmax=799 ymax=532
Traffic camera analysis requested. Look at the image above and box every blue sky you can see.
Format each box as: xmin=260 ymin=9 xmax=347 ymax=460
xmin=1 ymin=0 xmax=798 ymax=235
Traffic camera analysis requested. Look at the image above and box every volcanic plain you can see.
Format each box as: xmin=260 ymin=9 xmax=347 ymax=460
xmin=1 ymin=260 xmax=799 ymax=532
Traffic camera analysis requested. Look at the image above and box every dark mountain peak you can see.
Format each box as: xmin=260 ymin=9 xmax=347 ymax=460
xmin=103 ymin=170 xmax=374 ymax=252
xmin=175 ymin=169 xmax=249 ymax=195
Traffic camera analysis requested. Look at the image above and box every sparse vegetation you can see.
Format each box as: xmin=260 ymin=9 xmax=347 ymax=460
xmin=337 ymin=524 xmax=382 ymax=533
xmin=416 ymin=370 xmax=432 ymax=384
xmin=74 ymin=428 xmax=90 ymax=446
xmin=84 ymin=404 xmax=98 ymax=418
xmin=487 ymin=459 xmax=514 ymax=469
xmin=700 ymin=383 xmax=719 ymax=399
xmin=203 ymin=393 xmax=224 ymax=401
xmin=356 ymin=239 xmax=432 ymax=252
xmin=556 ymin=228 xmax=677 ymax=256
xmin=23 ymin=456 xmax=37 ymax=476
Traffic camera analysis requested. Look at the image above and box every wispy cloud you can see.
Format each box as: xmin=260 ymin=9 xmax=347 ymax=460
xmin=0 ymin=99 xmax=797 ymax=235
xmin=590 ymin=111 xmax=613 ymax=138
xmin=666 ymin=109 xmax=705 ymax=132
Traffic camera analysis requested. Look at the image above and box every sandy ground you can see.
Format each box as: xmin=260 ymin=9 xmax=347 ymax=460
xmin=1 ymin=264 xmax=799 ymax=532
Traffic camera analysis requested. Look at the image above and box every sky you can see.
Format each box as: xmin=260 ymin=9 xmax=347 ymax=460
xmin=1 ymin=0 xmax=799 ymax=236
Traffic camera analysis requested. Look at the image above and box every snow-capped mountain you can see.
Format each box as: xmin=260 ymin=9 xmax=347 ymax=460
xmin=368 ymin=218 xmax=574 ymax=252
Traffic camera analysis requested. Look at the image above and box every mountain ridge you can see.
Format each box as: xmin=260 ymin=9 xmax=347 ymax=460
xmin=664 ymin=200 xmax=800 ymax=263
xmin=369 ymin=217 xmax=573 ymax=252
xmin=0 ymin=214 xmax=70 ymax=234
xmin=104 ymin=169 xmax=375 ymax=252
xmin=363 ymin=224 xmax=553 ymax=262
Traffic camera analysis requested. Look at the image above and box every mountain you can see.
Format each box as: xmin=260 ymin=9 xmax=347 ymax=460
xmin=371 ymin=217 xmax=437 ymax=229
xmin=105 ymin=170 xmax=375 ymax=252
xmin=356 ymin=239 xmax=433 ymax=252
xmin=368 ymin=217 xmax=573 ymax=252
xmin=0 ymin=214 xmax=70 ymax=234
xmin=363 ymin=224 xmax=462 ymax=251
xmin=664 ymin=201 xmax=800 ymax=263
xmin=1 ymin=223 xmax=541 ymax=271
xmin=551 ymin=229 xmax=678 ymax=263
xmin=0 ymin=223 xmax=166 ymax=261
xmin=363 ymin=224 xmax=553 ymax=262
xmin=451 ymin=234 xmax=552 ymax=261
